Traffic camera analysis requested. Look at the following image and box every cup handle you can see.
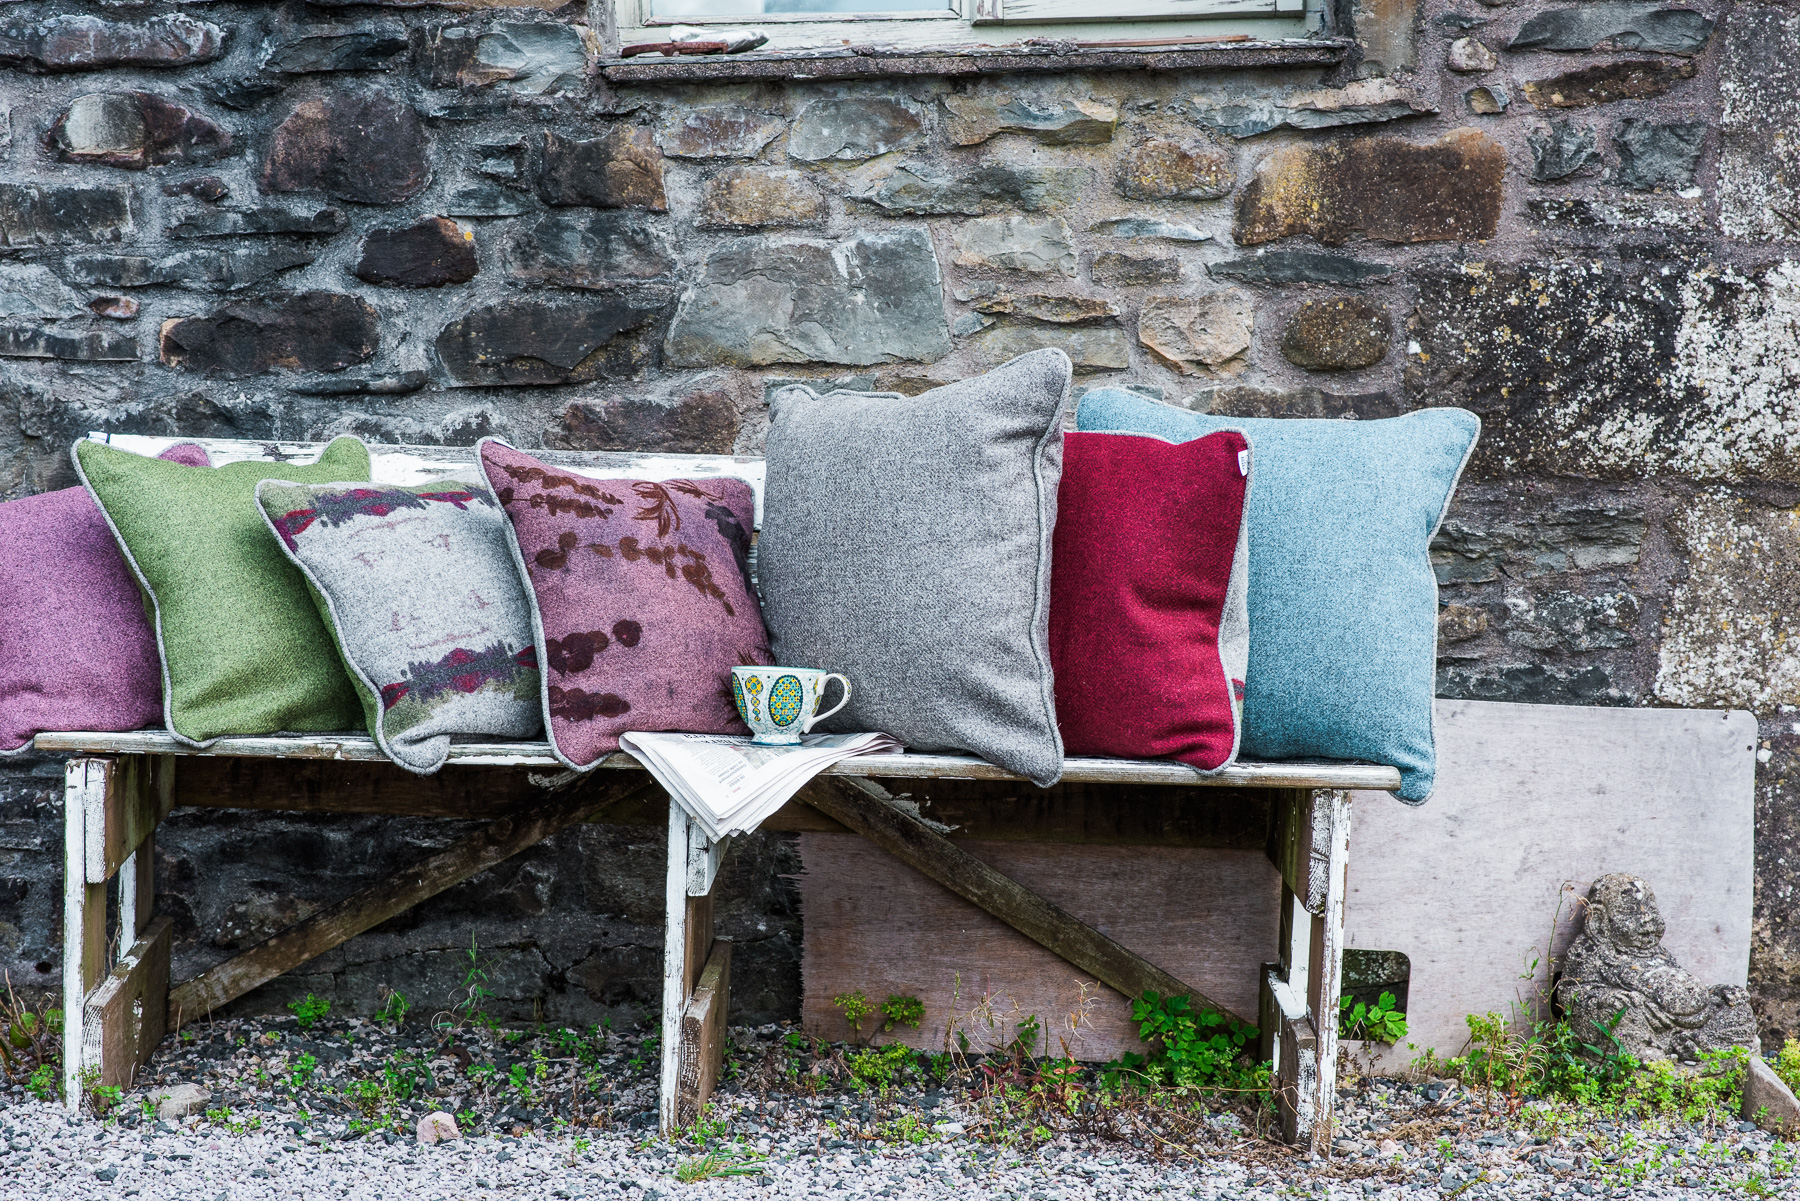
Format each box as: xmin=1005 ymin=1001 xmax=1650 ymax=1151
xmin=802 ymin=674 xmax=852 ymax=734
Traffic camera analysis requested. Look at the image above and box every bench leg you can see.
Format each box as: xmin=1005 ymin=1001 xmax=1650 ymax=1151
xmin=1263 ymin=788 xmax=1350 ymax=1152
xmin=660 ymin=800 xmax=731 ymax=1136
xmin=62 ymin=760 xmax=108 ymax=1114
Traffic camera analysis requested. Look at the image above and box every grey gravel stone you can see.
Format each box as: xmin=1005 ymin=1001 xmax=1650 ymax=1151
xmin=59 ymin=245 xmax=317 ymax=290
xmin=0 ymin=325 xmax=138 ymax=362
xmin=1191 ymin=79 xmax=1435 ymax=138
xmin=1466 ymin=84 xmax=1511 ymax=114
xmin=166 ymin=206 xmax=346 ymax=238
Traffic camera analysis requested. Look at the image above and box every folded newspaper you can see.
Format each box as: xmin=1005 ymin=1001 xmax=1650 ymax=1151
xmin=617 ymin=731 xmax=904 ymax=841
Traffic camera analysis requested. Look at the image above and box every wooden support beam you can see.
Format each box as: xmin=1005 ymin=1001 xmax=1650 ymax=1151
xmin=677 ymin=938 xmax=732 ymax=1128
xmin=84 ymin=755 xmax=171 ymax=885
xmin=64 ymin=758 xmax=112 ymax=1112
xmin=800 ymin=776 xmax=1244 ymax=1023
xmin=1269 ymin=788 xmax=1333 ymax=916
xmin=81 ymin=916 xmax=172 ymax=1091
xmin=168 ymin=775 xmax=656 ymax=1023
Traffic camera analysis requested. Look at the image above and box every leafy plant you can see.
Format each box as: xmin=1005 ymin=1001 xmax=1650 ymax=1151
xmin=437 ymin=936 xmax=496 ymax=1034
xmin=288 ymin=1052 xmax=319 ymax=1091
xmin=833 ymin=990 xmax=876 ymax=1043
xmin=287 ymin=993 xmax=331 ymax=1030
xmin=0 ymin=976 xmax=62 ymax=1090
xmin=1339 ymin=991 xmax=1408 ymax=1044
xmin=1777 ymin=1038 xmax=1800 ymax=1095
xmin=848 ymin=1043 xmax=915 ymax=1089
xmin=376 ymin=990 xmax=411 ymax=1031
xmin=26 ymin=1063 xmax=57 ymax=1102
xmin=881 ymin=994 xmax=925 ymax=1033
xmin=1108 ymin=991 xmax=1264 ymax=1093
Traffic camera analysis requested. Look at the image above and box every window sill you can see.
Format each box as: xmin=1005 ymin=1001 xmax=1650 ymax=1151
xmin=599 ymin=36 xmax=1348 ymax=84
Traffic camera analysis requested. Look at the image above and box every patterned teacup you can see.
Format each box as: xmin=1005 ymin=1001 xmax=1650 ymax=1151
xmin=730 ymin=666 xmax=851 ymax=745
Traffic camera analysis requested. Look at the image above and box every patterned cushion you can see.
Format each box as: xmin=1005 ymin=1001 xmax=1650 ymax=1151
xmin=1077 ymin=389 xmax=1479 ymax=802
xmin=0 ymin=443 xmax=209 ymax=754
xmin=73 ymin=436 xmax=372 ymax=745
xmin=478 ymin=439 xmax=771 ymax=770
xmin=256 ymin=474 xmax=543 ymax=775
xmin=1050 ymin=429 xmax=1252 ymax=771
xmin=758 ymin=349 xmax=1075 ymax=787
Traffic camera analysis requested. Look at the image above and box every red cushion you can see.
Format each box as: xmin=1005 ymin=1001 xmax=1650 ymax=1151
xmin=1049 ymin=429 xmax=1250 ymax=770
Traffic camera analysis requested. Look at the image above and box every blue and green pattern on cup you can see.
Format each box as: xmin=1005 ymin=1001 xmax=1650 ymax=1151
xmin=730 ymin=665 xmax=851 ymax=744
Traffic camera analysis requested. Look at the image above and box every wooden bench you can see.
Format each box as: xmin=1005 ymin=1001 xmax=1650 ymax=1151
xmin=39 ymin=433 xmax=1403 ymax=1152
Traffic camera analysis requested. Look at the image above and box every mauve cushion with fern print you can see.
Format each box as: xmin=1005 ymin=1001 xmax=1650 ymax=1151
xmin=0 ymin=442 xmax=210 ymax=754
xmin=477 ymin=439 xmax=772 ymax=770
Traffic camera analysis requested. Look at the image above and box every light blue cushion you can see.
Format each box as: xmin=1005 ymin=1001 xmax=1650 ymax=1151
xmin=1076 ymin=390 xmax=1479 ymax=802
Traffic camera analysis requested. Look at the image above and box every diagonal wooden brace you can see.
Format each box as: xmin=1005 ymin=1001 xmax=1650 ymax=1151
xmin=799 ymin=775 xmax=1244 ymax=1023
xmin=170 ymin=775 xmax=658 ymax=1023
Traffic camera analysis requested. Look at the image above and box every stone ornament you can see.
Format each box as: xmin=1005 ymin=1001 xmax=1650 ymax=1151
xmin=1555 ymin=873 xmax=1757 ymax=1062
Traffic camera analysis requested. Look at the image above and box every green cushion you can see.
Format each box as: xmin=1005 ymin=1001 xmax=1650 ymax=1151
xmin=73 ymin=436 xmax=372 ymax=744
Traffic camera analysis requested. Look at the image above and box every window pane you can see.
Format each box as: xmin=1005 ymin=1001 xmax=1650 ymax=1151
xmin=652 ymin=0 xmax=952 ymax=16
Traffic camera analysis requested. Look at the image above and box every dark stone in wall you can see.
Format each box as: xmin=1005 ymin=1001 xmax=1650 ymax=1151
xmin=262 ymin=28 xmax=408 ymax=74
xmin=1432 ymin=503 xmax=1647 ymax=583
xmin=1091 ymin=251 xmax=1178 ymax=287
xmin=164 ymin=176 xmax=230 ymax=203
xmin=0 ymin=183 xmax=132 ymax=246
xmin=700 ymin=169 xmax=826 ymax=229
xmin=424 ymin=23 xmax=587 ymax=96
xmin=848 ymin=163 xmax=1088 ymax=216
xmin=1752 ymin=731 xmax=1800 ymax=1047
xmin=1508 ymin=4 xmax=1714 ymax=55
xmin=1114 ymin=137 xmax=1233 ymax=201
xmin=435 ymin=297 xmax=662 ymax=387
xmin=942 ymin=95 xmax=1117 ymax=146
xmin=0 ymin=13 xmax=224 ymax=72
xmin=47 ymin=92 xmax=231 ymax=170
xmin=355 ymin=217 xmax=479 ymax=287
xmin=203 ymin=78 xmax=286 ymax=112
xmin=536 ymin=128 xmax=667 ymax=211
xmin=506 ymin=211 xmax=675 ymax=295
xmin=1235 ymin=129 xmax=1505 ymax=246
xmin=160 ymin=291 xmax=381 ymax=376
xmin=1280 ymin=297 xmax=1392 ymax=371
xmin=1437 ymin=663 xmax=1631 ymax=704
xmin=167 ymin=206 xmax=346 ymax=238
xmin=1521 ymin=59 xmax=1696 ymax=108
xmin=0 ymin=325 xmax=138 ymax=362
xmin=263 ymin=91 xmax=431 ymax=206
xmin=62 ymin=245 xmax=317 ymax=290
xmin=1613 ymin=118 xmax=1705 ymax=191
xmin=786 ymin=97 xmax=927 ymax=162
xmin=659 ymin=105 xmax=785 ymax=160
xmin=547 ymin=389 xmax=740 ymax=455
xmin=1527 ymin=118 xmax=1599 ymax=182
xmin=1208 ymin=251 xmax=1393 ymax=286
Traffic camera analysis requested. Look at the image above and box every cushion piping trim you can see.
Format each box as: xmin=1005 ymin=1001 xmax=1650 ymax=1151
xmin=1025 ymin=349 xmax=1073 ymax=785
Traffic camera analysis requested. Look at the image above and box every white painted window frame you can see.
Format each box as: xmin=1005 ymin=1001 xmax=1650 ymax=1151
xmin=620 ymin=0 xmax=1310 ymax=53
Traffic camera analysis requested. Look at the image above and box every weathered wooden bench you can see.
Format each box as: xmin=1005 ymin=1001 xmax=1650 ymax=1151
xmin=40 ymin=433 xmax=1401 ymax=1152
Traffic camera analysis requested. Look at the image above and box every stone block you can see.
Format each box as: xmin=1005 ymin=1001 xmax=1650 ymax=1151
xmin=0 ymin=325 xmax=138 ymax=362
xmin=970 ymin=293 xmax=1120 ymax=323
xmin=417 ymin=1112 xmax=460 ymax=1145
xmin=970 ymin=322 xmax=1131 ymax=371
xmin=289 ymin=371 xmax=427 ymax=397
xmin=201 ymin=79 xmax=286 ymax=112
xmin=263 ymin=91 xmax=430 ymax=205
xmin=787 ymin=97 xmax=926 ymax=162
xmin=1138 ymin=291 xmax=1252 ymax=375
xmin=47 ymin=93 xmax=230 ymax=170
xmin=1720 ymin=5 xmax=1800 ymax=241
xmin=536 ymin=128 xmax=666 ymax=211
xmin=160 ymin=292 xmax=379 ymax=376
xmin=1521 ymin=59 xmax=1696 ymax=109
xmin=1613 ymin=119 xmax=1705 ymax=192
xmin=0 ymin=265 xmax=86 ymax=319
xmin=152 ymin=1084 xmax=210 ymax=1121
xmin=660 ymin=106 xmax=785 ymax=159
xmin=262 ymin=28 xmax=408 ymax=73
xmin=1465 ymin=85 xmax=1510 ymax=115
xmin=1089 ymin=217 xmax=1210 ymax=242
xmin=1438 ymin=604 xmax=1489 ymax=645
xmin=1504 ymin=591 xmax=1639 ymax=653
xmin=1655 ymin=493 xmax=1800 ymax=711
xmin=1436 ymin=664 xmax=1628 ymax=705
xmin=426 ymin=23 xmax=588 ymax=95
xmin=1091 ymin=252 xmax=1178 ymax=287
xmin=167 ymin=207 xmax=345 ymax=238
xmin=1235 ymin=128 xmax=1505 ymax=246
xmin=437 ymin=297 xmax=663 ymax=386
xmin=0 ymin=13 xmax=223 ymax=71
xmin=1192 ymin=79 xmax=1435 ymax=139
xmin=1508 ymin=4 xmax=1714 ymax=55
xmin=941 ymin=95 xmax=1117 ymax=146
xmin=1190 ymin=383 xmax=1403 ymax=420
xmin=59 ymin=246 xmax=317 ymax=291
xmin=1405 ymin=259 xmax=1800 ymax=484
xmin=1207 ymin=251 xmax=1392 ymax=287
xmin=1447 ymin=37 xmax=1497 ymax=72
xmin=1280 ymin=297 xmax=1392 ymax=371
xmin=443 ymin=184 xmax=528 ymax=218
xmin=355 ymin=217 xmax=478 ymax=287
xmin=1114 ymin=137 xmax=1233 ymax=201
xmin=1430 ymin=500 xmax=1646 ymax=584
xmin=505 ymin=210 xmax=676 ymax=292
xmin=547 ymin=389 xmax=739 ymax=454
xmin=88 ymin=295 xmax=134 ymax=320
xmin=0 ymin=184 xmax=132 ymax=247
xmin=848 ymin=163 xmax=1087 ymax=216
xmin=164 ymin=177 xmax=228 ymax=203
xmin=1745 ymin=1055 xmax=1800 ymax=1135
xmin=952 ymin=216 xmax=1075 ymax=275
xmin=664 ymin=230 xmax=948 ymax=368
xmin=1527 ymin=119 xmax=1599 ymax=182
xmin=700 ymin=169 xmax=825 ymax=228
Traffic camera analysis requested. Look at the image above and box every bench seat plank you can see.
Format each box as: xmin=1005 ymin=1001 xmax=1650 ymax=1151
xmin=34 ymin=731 xmax=1402 ymax=792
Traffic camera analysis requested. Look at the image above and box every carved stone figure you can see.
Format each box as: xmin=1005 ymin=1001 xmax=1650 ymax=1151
xmin=1554 ymin=873 xmax=1757 ymax=1062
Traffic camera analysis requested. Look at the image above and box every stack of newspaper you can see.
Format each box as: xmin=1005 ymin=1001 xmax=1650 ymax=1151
xmin=617 ymin=731 xmax=903 ymax=841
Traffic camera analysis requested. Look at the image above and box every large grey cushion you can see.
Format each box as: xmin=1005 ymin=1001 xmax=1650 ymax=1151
xmin=759 ymin=349 xmax=1074 ymax=786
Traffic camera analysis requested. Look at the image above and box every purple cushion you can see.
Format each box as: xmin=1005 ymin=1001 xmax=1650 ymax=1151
xmin=0 ymin=442 xmax=210 ymax=753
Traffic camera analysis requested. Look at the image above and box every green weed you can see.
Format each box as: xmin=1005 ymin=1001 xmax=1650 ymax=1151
xmin=377 ymin=990 xmax=411 ymax=1030
xmin=1339 ymin=991 xmax=1408 ymax=1043
xmin=1107 ymin=991 xmax=1265 ymax=1094
xmin=287 ymin=993 xmax=331 ymax=1030
xmin=288 ymin=1052 xmax=319 ymax=1091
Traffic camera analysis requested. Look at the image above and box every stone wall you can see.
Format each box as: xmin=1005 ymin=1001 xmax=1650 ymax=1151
xmin=1 ymin=0 xmax=1795 ymax=1044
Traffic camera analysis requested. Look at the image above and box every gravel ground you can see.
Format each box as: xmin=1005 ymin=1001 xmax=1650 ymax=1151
xmin=2 ymin=1015 xmax=1796 ymax=1201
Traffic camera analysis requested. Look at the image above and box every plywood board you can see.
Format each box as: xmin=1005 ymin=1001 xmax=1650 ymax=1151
xmin=798 ymin=834 xmax=1279 ymax=1060
xmin=1345 ymin=699 xmax=1757 ymax=1069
